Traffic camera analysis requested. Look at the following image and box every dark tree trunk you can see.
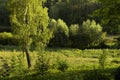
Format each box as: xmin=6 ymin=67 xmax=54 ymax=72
xmin=25 ymin=46 xmax=31 ymax=68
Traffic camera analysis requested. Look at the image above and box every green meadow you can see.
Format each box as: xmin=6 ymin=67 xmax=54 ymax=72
xmin=0 ymin=47 xmax=120 ymax=80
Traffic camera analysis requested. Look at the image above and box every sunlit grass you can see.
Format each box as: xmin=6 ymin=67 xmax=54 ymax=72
xmin=0 ymin=48 xmax=120 ymax=80
xmin=0 ymin=48 xmax=120 ymax=70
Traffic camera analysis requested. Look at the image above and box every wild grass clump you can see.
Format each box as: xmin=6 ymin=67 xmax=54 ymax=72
xmin=35 ymin=53 xmax=50 ymax=76
xmin=99 ymin=49 xmax=108 ymax=69
xmin=57 ymin=60 xmax=69 ymax=72
xmin=10 ymin=54 xmax=26 ymax=76
xmin=0 ymin=57 xmax=10 ymax=78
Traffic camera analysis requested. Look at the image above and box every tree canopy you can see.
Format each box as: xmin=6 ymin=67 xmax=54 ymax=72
xmin=94 ymin=0 xmax=120 ymax=34
xmin=7 ymin=0 xmax=52 ymax=68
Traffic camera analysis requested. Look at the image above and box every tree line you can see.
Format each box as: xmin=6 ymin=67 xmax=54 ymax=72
xmin=0 ymin=0 xmax=120 ymax=49
xmin=0 ymin=0 xmax=120 ymax=34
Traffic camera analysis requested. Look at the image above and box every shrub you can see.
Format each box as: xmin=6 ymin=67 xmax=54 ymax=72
xmin=0 ymin=32 xmax=13 ymax=45
xmin=69 ymin=24 xmax=80 ymax=48
xmin=10 ymin=54 xmax=25 ymax=76
xmin=69 ymin=19 xmax=106 ymax=49
xmin=79 ymin=19 xmax=106 ymax=49
xmin=35 ymin=53 xmax=50 ymax=75
xmin=57 ymin=60 xmax=69 ymax=72
xmin=0 ymin=32 xmax=19 ymax=45
xmin=48 ymin=19 xmax=69 ymax=47
xmin=99 ymin=50 xmax=107 ymax=69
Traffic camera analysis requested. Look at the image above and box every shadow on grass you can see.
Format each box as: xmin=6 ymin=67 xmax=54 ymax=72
xmin=1 ymin=67 xmax=117 ymax=80
xmin=0 ymin=45 xmax=20 ymax=51
xmin=0 ymin=45 xmax=35 ymax=51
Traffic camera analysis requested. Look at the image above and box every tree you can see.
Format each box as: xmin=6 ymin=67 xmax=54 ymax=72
xmin=80 ymin=19 xmax=105 ymax=48
xmin=0 ymin=0 xmax=9 ymax=26
xmin=48 ymin=19 xmax=69 ymax=47
xmin=7 ymin=0 xmax=52 ymax=68
xmin=49 ymin=0 xmax=99 ymax=25
xmin=69 ymin=24 xmax=80 ymax=47
xmin=94 ymin=0 xmax=120 ymax=34
xmin=45 ymin=0 xmax=59 ymax=9
xmin=69 ymin=19 xmax=105 ymax=49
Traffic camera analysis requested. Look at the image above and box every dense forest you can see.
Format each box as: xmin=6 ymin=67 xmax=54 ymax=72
xmin=0 ymin=0 xmax=120 ymax=80
xmin=0 ymin=0 xmax=120 ymax=49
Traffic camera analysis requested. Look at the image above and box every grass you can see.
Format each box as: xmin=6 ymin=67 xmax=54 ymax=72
xmin=0 ymin=46 xmax=120 ymax=80
xmin=105 ymin=35 xmax=119 ymax=47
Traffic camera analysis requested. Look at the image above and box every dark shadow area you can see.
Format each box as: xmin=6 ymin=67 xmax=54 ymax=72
xmin=0 ymin=45 xmax=20 ymax=51
xmin=0 ymin=67 xmax=117 ymax=80
xmin=0 ymin=45 xmax=35 ymax=51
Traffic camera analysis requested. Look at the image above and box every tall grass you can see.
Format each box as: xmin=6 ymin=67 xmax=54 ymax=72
xmin=0 ymin=48 xmax=120 ymax=80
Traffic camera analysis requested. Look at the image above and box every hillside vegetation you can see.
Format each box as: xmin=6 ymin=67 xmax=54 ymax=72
xmin=0 ymin=48 xmax=120 ymax=80
xmin=0 ymin=0 xmax=120 ymax=80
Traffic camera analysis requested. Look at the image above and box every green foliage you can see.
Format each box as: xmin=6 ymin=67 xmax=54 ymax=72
xmin=48 ymin=19 xmax=57 ymax=30
xmin=0 ymin=32 xmax=13 ymax=45
xmin=35 ymin=53 xmax=50 ymax=76
xmin=93 ymin=0 xmax=120 ymax=34
xmin=69 ymin=24 xmax=80 ymax=47
xmin=0 ymin=49 xmax=119 ymax=80
xmin=7 ymin=0 xmax=53 ymax=68
xmin=10 ymin=54 xmax=25 ymax=76
xmin=99 ymin=50 xmax=107 ymax=69
xmin=49 ymin=0 xmax=100 ymax=25
xmin=69 ymin=24 xmax=79 ymax=37
xmin=0 ymin=0 xmax=9 ymax=26
xmin=49 ymin=19 xmax=69 ymax=47
xmin=80 ymin=19 xmax=105 ymax=48
xmin=0 ymin=32 xmax=20 ymax=45
xmin=0 ymin=32 xmax=12 ymax=39
xmin=69 ymin=19 xmax=105 ymax=49
xmin=56 ymin=19 xmax=69 ymax=36
xmin=0 ymin=58 xmax=10 ymax=78
xmin=7 ymin=0 xmax=52 ymax=49
xmin=57 ymin=60 xmax=69 ymax=72
xmin=0 ymin=53 xmax=27 ymax=79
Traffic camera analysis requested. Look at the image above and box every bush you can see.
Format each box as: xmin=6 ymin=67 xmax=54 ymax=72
xmin=57 ymin=60 xmax=69 ymax=72
xmin=69 ymin=19 xmax=106 ymax=49
xmin=99 ymin=50 xmax=107 ymax=69
xmin=69 ymin=24 xmax=80 ymax=48
xmin=80 ymin=19 xmax=106 ymax=49
xmin=0 ymin=32 xmax=19 ymax=45
xmin=0 ymin=32 xmax=13 ymax=45
xmin=10 ymin=54 xmax=25 ymax=76
xmin=35 ymin=53 xmax=50 ymax=75
xmin=48 ymin=19 xmax=69 ymax=47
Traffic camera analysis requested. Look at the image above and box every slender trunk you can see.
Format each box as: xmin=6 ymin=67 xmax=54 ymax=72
xmin=25 ymin=46 xmax=31 ymax=68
